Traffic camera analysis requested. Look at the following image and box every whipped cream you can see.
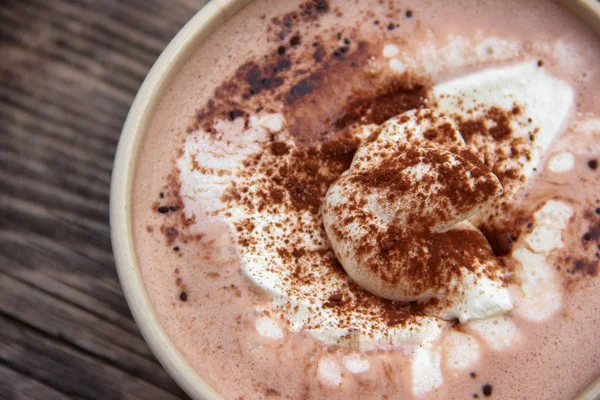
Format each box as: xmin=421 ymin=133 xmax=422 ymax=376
xmin=433 ymin=61 xmax=574 ymax=227
xmin=322 ymin=109 xmax=512 ymax=323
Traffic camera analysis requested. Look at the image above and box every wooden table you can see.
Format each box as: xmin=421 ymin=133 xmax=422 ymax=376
xmin=0 ymin=1 xmax=209 ymax=398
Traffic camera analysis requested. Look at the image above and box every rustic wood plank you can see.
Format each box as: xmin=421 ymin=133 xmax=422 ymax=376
xmin=0 ymin=252 xmax=139 ymax=335
xmin=0 ymin=273 xmax=184 ymax=395
xmin=0 ymin=0 xmax=210 ymax=398
xmin=0 ymin=312 xmax=182 ymax=400
xmin=0 ymin=365 xmax=71 ymax=400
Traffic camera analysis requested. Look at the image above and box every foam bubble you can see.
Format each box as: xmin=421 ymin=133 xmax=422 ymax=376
xmin=255 ymin=316 xmax=284 ymax=339
xmin=318 ymin=357 xmax=342 ymax=386
xmin=383 ymin=44 xmax=399 ymax=58
xmin=467 ymin=315 xmax=520 ymax=351
xmin=547 ymin=152 xmax=574 ymax=173
xmin=389 ymin=58 xmax=406 ymax=73
xmin=342 ymin=354 xmax=370 ymax=374
xmin=513 ymin=248 xmax=563 ymax=321
xmin=259 ymin=113 xmax=284 ymax=133
xmin=525 ymin=200 xmax=573 ymax=253
xmin=443 ymin=331 xmax=480 ymax=370
xmin=412 ymin=346 xmax=443 ymax=396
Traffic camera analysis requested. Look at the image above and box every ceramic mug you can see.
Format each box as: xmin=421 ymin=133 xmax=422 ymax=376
xmin=110 ymin=1 xmax=600 ymax=399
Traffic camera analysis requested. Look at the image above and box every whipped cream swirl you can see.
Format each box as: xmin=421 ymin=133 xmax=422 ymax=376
xmin=322 ymin=110 xmax=512 ymax=323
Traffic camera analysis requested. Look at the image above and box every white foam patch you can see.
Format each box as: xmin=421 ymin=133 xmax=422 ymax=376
xmin=526 ymin=225 xmax=565 ymax=254
xmin=553 ymin=117 xmax=600 ymax=156
xmin=395 ymin=35 xmax=522 ymax=77
xmin=467 ymin=315 xmax=520 ymax=351
xmin=255 ymin=316 xmax=284 ymax=339
xmin=342 ymin=354 xmax=370 ymax=374
xmin=574 ymin=118 xmax=600 ymax=135
xmin=513 ymin=248 xmax=562 ymax=321
xmin=525 ymin=200 xmax=573 ymax=254
xmin=318 ymin=357 xmax=342 ymax=386
xmin=443 ymin=331 xmax=480 ymax=370
xmin=259 ymin=113 xmax=284 ymax=133
xmin=510 ymin=200 xmax=572 ymax=321
xmin=475 ymin=37 xmax=516 ymax=60
xmin=178 ymin=116 xmax=273 ymax=217
xmin=547 ymin=152 xmax=574 ymax=173
xmin=389 ymin=58 xmax=406 ymax=73
xmin=383 ymin=44 xmax=399 ymax=58
xmin=412 ymin=346 xmax=443 ymax=396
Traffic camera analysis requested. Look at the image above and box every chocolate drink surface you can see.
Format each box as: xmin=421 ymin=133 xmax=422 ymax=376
xmin=133 ymin=0 xmax=600 ymax=398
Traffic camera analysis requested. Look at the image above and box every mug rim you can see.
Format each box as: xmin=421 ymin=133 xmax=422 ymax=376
xmin=110 ymin=1 xmax=252 ymax=398
xmin=110 ymin=1 xmax=600 ymax=399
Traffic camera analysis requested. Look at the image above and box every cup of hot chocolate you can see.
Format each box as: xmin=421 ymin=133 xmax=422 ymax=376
xmin=111 ymin=0 xmax=600 ymax=399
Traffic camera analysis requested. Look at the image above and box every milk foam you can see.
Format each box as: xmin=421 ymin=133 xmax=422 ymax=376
xmin=513 ymin=200 xmax=573 ymax=322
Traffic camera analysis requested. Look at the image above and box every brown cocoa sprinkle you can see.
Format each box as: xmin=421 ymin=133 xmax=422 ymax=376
xmin=164 ymin=227 xmax=179 ymax=244
xmin=173 ymin=246 xmax=180 ymax=252
xmin=572 ymin=259 xmax=599 ymax=276
xmin=265 ymin=388 xmax=281 ymax=397
xmin=381 ymin=240 xmax=396 ymax=251
xmin=315 ymin=0 xmax=328 ymax=11
xmin=387 ymin=22 xmax=396 ymax=30
xmin=595 ymin=208 xmax=600 ymax=215
xmin=157 ymin=206 xmax=170 ymax=214
xmin=333 ymin=138 xmax=503 ymax=294
xmin=486 ymin=107 xmax=512 ymax=140
xmin=470 ymin=372 xmax=477 ymax=378
xmin=405 ymin=9 xmax=413 ymax=18
xmin=482 ymin=384 xmax=493 ymax=397
xmin=493 ymin=232 xmax=513 ymax=256
xmin=334 ymin=77 xmax=429 ymax=130
xmin=271 ymin=142 xmax=289 ymax=156
xmin=292 ymin=248 xmax=305 ymax=258
xmin=537 ymin=59 xmax=544 ymax=67
xmin=285 ymin=74 xmax=320 ymax=104
xmin=328 ymin=293 xmax=343 ymax=302
xmin=277 ymin=45 xmax=286 ymax=55
xmin=146 ymin=225 xmax=153 ymax=233
xmin=473 ymin=395 xmax=479 ymax=399
xmin=312 ymin=45 xmax=326 ymax=62
xmin=374 ymin=19 xmax=380 ymax=25
xmin=229 ymin=109 xmax=245 ymax=120
xmin=290 ymin=35 xmax=301 ymax=46
xmin=458 ymin=119 xmax=486 ymax=142
xmin=169 ymin=205 xmax=179 ymax=212
xmin=583 ymin=232 xmax=592 ymax=241
xmin=159 ymin=192 xmax=165 ymax=198
xmin=179 ymin=292 xmax=188 ymax=302
xmin=588 ymin=159 xmax=598 ymax=170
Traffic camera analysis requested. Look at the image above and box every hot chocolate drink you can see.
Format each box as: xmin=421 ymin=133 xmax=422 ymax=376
xmin=132 ymin=0 xmax=600 ymax=398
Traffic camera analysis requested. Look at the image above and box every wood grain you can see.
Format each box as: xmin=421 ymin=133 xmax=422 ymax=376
xmin=0 ymin=0 xmax=210 ymax=398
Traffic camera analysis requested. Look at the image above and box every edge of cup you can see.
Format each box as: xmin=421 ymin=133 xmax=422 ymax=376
xmin=110 ymin=1 xmax=253 ymax=399
xmin=110 ymin=1 xmax=600 ymax=399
